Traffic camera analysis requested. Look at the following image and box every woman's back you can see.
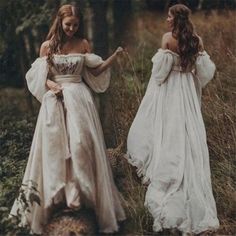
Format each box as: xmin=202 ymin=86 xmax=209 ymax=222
xmin=162 ymin=31 xmax=204 ymax=55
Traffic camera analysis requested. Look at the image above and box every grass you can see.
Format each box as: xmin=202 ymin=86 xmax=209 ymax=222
xmin=108 ymin=10 xmax=236 ymax=235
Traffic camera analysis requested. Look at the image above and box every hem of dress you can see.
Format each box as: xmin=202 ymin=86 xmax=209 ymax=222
xmin=8 ymin=214 xmax=43 ymax=235
xmin=151 ymin=212 xmax=219 ymax=234
xmin=99 ymin=217 xmax=126 ymax=234
xmin=124 ymin=152 xmax=150 ymax=184
xmin=99 ymin=228 xmax=119 ymax=234
xmin=153 ymin=222 xmax=219 ymax=235
xmin=9 ymin=182 xmax=66 ymax=235
xmin=45 ymin=182 xmax=66 ymax=208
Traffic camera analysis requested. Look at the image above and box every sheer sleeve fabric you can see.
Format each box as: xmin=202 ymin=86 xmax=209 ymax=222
xmin=195 ymin=51 xmax=216 ymax=88
xmin=82 ymin=53 xmax=110 ymax=93
xmin=25 ymin=57 xmax=49 ymax=102
xmin=151 ymin=49 xmax=174 ymax=85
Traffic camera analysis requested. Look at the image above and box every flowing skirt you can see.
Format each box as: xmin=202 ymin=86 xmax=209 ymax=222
xmin=127 ymin=71 xmax=219 ymax=234
xmin=10 ymin=81 xmax=125 ymax=234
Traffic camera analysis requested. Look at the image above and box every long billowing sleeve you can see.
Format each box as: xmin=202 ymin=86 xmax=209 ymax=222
xmin=25 ymin=57 xmax=49 ymax=102
xmin=195 ymin=51 xmax=216 ymax=88
xmin=82 ymin=53 xmax=110 ymax=93
xmin=151 ymin=49 xmax=174 ymax=85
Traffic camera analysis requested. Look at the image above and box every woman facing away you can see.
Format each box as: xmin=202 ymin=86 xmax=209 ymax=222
xmin=126 ymin=4 xmax=219 ymax=235
xmin=10 ymin=4 xmax=126 ymax=234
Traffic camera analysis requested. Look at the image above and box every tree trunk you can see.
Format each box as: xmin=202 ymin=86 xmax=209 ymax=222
xmin=112 ymin=0 xmax=132 ymax=48
xmin=88 ymin=0 xmax=114 ymax=146
xmin=18 ymin=34 xmax=34 ymax=115
xmin=89 ymin=0 xmax=109 ymax=58
xmin=26 ymin=29 xmax=37 ymax=61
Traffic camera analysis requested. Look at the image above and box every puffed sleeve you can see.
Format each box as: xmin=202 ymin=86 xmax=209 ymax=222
xmin=195 ymin=51 xmax=216 ymax=88
xmin=25 ymin=57 xmax=49 ymax=102
xmin=82 ymin=53 xmax=110 ymax=93
xmin=151 ymin=49 xmax=174 ymax=85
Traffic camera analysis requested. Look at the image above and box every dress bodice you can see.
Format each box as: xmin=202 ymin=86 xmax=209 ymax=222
xmin=150 ymin=49 xmax=215 ymax=86
xmin=159 ymin=49 xmax=193 ymax=72
xmin=25 ymin=53 xmax=111 ymax=102
xmin=50 ymin=54 xmax=85 ymax=76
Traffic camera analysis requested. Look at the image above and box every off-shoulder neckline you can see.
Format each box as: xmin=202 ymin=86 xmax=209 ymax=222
xmin=38 ymin=53 xmax=86 ymax=59
xmin=53 ymin=53 xmax=87 ymax=57
xmin=158 ymin=48 xmax=206 ymax=57
xmin=37 ymin=53 xmax=99 ymax=61
xmin=158 ymin=48 xmax=180 ymax=56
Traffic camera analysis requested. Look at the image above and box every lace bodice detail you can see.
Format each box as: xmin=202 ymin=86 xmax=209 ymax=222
xmin=51 ymin=54 xmax=85 ymax=76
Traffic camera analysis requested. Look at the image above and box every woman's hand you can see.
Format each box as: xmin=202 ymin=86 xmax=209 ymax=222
xmin=114 ymin=46 xmax=125 ymax=56
xmin=87 ymin=46 xmax=126 ymax=77
xmin=46 ymin=80 xmax=63 ymax=98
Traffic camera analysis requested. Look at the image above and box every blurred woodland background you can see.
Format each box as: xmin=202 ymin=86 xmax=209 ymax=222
xmin=0 ymin=0 xmax=236 ymax=235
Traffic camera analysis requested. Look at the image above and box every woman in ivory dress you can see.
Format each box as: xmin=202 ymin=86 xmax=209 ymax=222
xmin=126 ymin=4 xmax=219 ymax=235
xmin=10 ymin=4 xmax=125 ymax=234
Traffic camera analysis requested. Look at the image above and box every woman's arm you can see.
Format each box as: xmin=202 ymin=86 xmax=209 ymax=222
xmin=39 ymin=41 xmax=62 ymax=96
xmin=88 ymin=47 xmax=124 ymax=76
xmin=161 ymin=32 xmax=171 ymax=49
xmin=45 ymin=78 xmax=62 ymax=96
xmin=40 ymin=40 xmax=50 ymax=57
xmin=197 ymin=36 xmax=204 ymax=52
xmin=46 ymin=79 xmax=62 ymax=96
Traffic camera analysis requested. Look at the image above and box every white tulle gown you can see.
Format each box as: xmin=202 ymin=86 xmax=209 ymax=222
xmin=10 ymin=53 xmax=126 ymax=234
xmin=127 ymin=49 xmax=219 ymax=234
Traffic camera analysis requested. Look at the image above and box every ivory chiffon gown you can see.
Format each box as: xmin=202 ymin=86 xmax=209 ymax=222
xmin=127 ymin=49 xmax=219 ymax=234
xmin=10 ymin=53 xmax=126 ymax=234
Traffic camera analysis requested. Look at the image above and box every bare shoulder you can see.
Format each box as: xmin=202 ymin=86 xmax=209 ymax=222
xmin=161 ymin=32 xmax=175 ymax=49
xmin=81 ymin=38 xmax=91 ymax=53
xmin=163 ymin=32 xmax=172 ymax=38
xmin=162 ymin=32 xmax=172 ymax=42
xmin=73 ymin=38 xmax=91 ymax=53
xmin=40 ymin=40 xmax=50 ymax=57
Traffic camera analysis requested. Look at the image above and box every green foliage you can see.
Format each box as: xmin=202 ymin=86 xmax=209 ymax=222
xmin=0 ymin=89 xmax=38 ymax=235
xmin=0 ymin=0 xmax=52 ymax=34
xmin=0 ymin=0 xmax=56 ymax=87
